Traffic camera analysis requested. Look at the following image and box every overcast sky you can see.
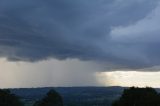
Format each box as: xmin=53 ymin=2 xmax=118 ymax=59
xmin=1 ymin=0 xmax=160 ymax=88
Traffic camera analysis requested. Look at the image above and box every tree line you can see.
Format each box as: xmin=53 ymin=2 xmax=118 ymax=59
xmin=112 ymin=87 xmax=160 ymax=106
xmin=0 ymin=89 xmax=63 ymax=106
xmin=1 ymin=87 xmax=160 ymax=106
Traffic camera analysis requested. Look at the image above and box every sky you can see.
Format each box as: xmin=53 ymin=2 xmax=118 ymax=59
xmin=1 ymin=0 xmax=160 ymax=88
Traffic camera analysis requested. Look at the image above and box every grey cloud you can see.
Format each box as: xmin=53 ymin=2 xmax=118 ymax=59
xmin=0 ymin=0 xmax=159 ymax=70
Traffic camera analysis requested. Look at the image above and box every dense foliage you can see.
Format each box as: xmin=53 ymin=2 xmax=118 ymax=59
xmin=112 ymin=87 xmax=160 ymax=106
xmin=0 ymin=89 xmax=23 ymax=106
xmin=33 ymin=89 xmax=63 ymax=106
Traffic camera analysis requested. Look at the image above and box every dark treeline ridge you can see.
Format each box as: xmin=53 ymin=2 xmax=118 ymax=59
xmin=0 ymin=88 xmax=63 ymax=106
xmin=1 ymin=87 xmax=160 ymax=106
xmin=112 ymin=87 xmax=160 ymax=106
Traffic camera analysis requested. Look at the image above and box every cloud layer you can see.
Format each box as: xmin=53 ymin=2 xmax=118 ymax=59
xmin=0 ymin=0 xmax=160 ymax=70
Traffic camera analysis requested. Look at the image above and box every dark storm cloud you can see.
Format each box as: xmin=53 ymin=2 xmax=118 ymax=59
xmin=0 ymin=0 xmax=160 ymax=70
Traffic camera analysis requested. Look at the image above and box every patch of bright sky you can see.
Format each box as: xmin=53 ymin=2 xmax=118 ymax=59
xmin=96 ymin=71 xmax=160 ymax=88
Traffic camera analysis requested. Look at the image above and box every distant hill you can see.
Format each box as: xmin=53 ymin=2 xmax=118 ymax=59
xmin=10 ymin=86 xmax=125 ymax=106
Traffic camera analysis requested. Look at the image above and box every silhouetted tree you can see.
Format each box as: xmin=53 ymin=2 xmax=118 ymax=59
xmin=112 ymin=87 xmax=160 ymax=106
xmin=33 ymin=89 xmax=63 ymax=106
xmin=0 ymin=89 xmax=24 ymax=106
